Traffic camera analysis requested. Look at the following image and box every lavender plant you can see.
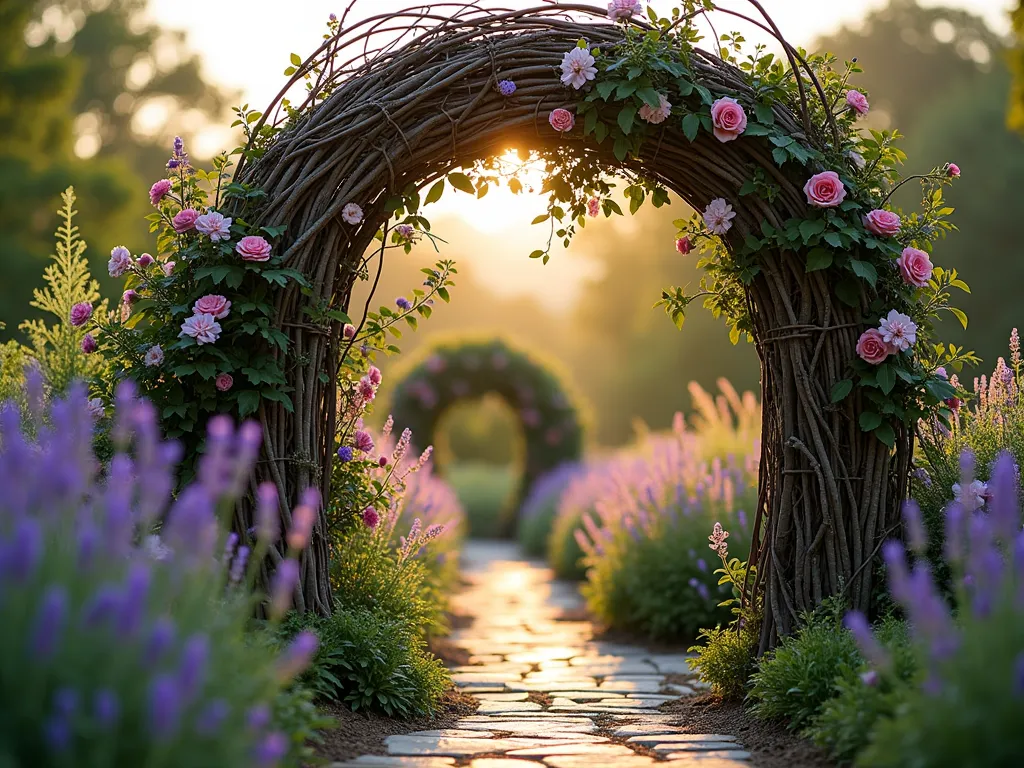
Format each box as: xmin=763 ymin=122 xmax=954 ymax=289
xmin=849 ymin=452 xmax=1024 ymax=767
xmin=0 ymin=376 xmax=319 ymax=767
xmin=518 ymin=462 xmax=584 ymax=558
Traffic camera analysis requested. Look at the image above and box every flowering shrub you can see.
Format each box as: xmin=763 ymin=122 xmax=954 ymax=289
xmin=847 ymin=453 xmax=1024 ymax=766
xmin=571 ymin=381 xmax=758 ymax=641
xmin=389 ymin=337 xmax=587 ymax=535
xmin=0 ymin=377 xmax=320 ymax=767
xmin=518 ymin=462 xmax=585 ymax=557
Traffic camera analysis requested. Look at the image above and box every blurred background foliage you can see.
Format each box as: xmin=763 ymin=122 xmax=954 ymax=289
xmin=3 ymin=0 xmax=1024 ymax=459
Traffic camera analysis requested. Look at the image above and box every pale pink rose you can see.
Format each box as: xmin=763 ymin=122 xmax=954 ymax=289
xmin=607 ymin=0 xmax=642 ymax=21
xmin=215 ymin=373 xmax=234 ymax=392
xmin=856 ymin=328 xmax=892 ymax=365
xmin=236 ymin=235 xmax=272 ymax=262
xmin=149 ymin=179 xmax=172 ymax=206
xmin=137 ymin=253 xmax=155 ymax=267
xmin=845 ymin=89 xmax=869 ymax=116
xmin=803 ymin=171 xmax=846 ymax=208
xmin=560 ymin=47 xmax=597 ymax=90
xmin=675 ymin=236 xmax=692 ymax=255
xmin=194 ymin=211 xmax=233 ymax=242
xmin=193 ymin=294 xmax=232 ymax=319
xmin=710 ymin=97 xmax=748 ymax=142
xmin=162 ymin=261 xmax=175 ymax=276
xmin=638 ymin=93 xmax=672 ymax=124
xmin=587 ymin=197 xmax=600 ymax=218
xmin=70 ymin=302 xmax=93 ymax=327
xmin=703 ymin=198 xmax=736 ymax=235
xmin=341 ymin=203 xmax=363 ymax=225
xmin=172 ymin=208 xmax=200 ymax=233
xmin=144 ymin=345 xmax=164 ymax=367
xmin=897 ymin=247 xmax=933 ymax=288
xmin=179 ymin=313 xmax=222 ymax=345
xmin=879 ymin=309 xmax=917 ymax=352
xmin=548 ymin=108 xmax=575 ymax=133
xmin=108 ymin=246 xmax=133 ymax=278
xmin=862 ymin=209 xmax=901 ymax=237
xmin=947 ymin=163 xmax=961 ymax=178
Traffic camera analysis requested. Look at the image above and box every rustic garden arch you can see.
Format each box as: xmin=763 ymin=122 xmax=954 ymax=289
xmin=389 ymin=336 xmax=587 ymax=536
xmin=235 ymin=2 xmax=918 ymax=649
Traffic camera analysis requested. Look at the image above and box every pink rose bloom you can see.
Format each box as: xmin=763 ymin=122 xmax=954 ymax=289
xmin=137 ymin=253 xmax=155 ymax=268
xmin=947 ymin=163 xmax=960 ymax=178
xmin=172 ymin=208 xmax=200 ymax=233
xmin=548 ymin=108 xmax=575 ymax=133
xmin=70 ymin=302 xmax=93 ymax=327
xmin=863 ymin=209 xmax=901 ymax=237
xmin=675 ymin=236 xmax=692 ymax=255
xmin=194 ymin=211 xmax=233 ymax=242
xmin=362 ymin=506 xmax=380 ymax=530
xmin=236 ymin=235 xmax=272 ymax=262
xmin=215 ymin=373 xmax=234 ymax=392
xmin=607 ymin=0 xmax=641 ymax=21
xmin=162 ymin=261 xmax=175 ymax=276
xmin=845 ymin=89 xmax=869 ymax=116
xmin=144 ymin=345 xmax=164 ymax=367
xmin=587 ymin=197 xmax=600 ymax=218
xmin=108 ymin=246 xmax=133 ymax=278
xmin=149 ymin=179 xmax=172 ymax=206
xmin=879 ymin=309 xmax=917 ymax=352
xmin=856 ymin=328 xmax=891 ymax=365
xmin=803 ymin=171 xmax=847 ymax=208
xmin=710 ymin=97 xmax=748 ymax=142
xmin=897 ymin=247 xmax=933 ymax=288
xmin=560 ymin=47 xmax=597 ymax=90
xmin=193 ymin=294 xmax=232 ymax=319
xmin=703 ymin=198 xmax=736 ymax=235
xmin=357 ymin=376 xmax=375 ymax=401
xmin=367 ymin=365 xmax=382 ymax=386
xmin=179 ymin=313 xmax=222 ymax=345
xmin=81 ymin=334 xmax=98 ymax=354
xmin=639 ymin=93 xmax=672 ymax=125
xmin=342 ymin=202 xmax=363 ymax=225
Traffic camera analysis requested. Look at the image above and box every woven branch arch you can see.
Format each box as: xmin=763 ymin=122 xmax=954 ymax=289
xmin=388 ymin=336 xmax=587 ymax=535
xmin=236 ymin=2 xmax=910 ymax=649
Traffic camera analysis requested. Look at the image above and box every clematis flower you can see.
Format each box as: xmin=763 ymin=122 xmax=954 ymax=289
xmin=703 ymin=198 xmax=735 ymax=235
xmin=559 ymin=47 xmax=597 ymax=90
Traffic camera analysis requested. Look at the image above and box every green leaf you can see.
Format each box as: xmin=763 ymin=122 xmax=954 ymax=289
xmin=876 ymin=364 xmax=896 ymax=395
xmin=835 ymin=276 xmax=861 ymax=307
xmin=948 ymin=307 xmax=968 ymax=329
xmin=290 ymin=52 xmax=301 ymax=66
xmin=425 ymin=179 xmax=445 ymax=204
xmin=799 ymin=218 xmax=826 ymax=241
xmin=859 ymin=411 xmax=883 ymax=431
xmin=806 ymin=247 xmax=833 ymax=272
xmin=447 ymin=172 xmax=474 ymax=194
xmin=849 ymin=259 xmax=878 ymax=286
xmin=237 ymin=390 xmax=261 ymax=417
xmin=830 ymin=379 xmax=853 ymax=403
xmin=873 ymin=422 xmax=896 ymax=448
xmin=637 ymin=87 xmax=662 ymax=109
xmin=823 ymin=231 xmax=844 ymax=248
xmin=596 ymin=81 xmax=617 ymax=100
xmin=754 ymin=102 xmax=775 ymax=125
xmin=617 ymin=104 xmax=638 ymax=135
xmin=681 ymin=113 xmax=700 ymax=142
xmin=531 ymin=214 xmax=549 ymax=225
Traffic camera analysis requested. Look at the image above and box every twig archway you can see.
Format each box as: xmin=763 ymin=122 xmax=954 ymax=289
xmin=236 ymin=2 xmax=918 ymax=649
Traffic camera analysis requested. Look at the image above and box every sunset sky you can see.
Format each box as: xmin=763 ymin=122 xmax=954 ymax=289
xmin=142 ymin=0 xmax=1015 ymax=312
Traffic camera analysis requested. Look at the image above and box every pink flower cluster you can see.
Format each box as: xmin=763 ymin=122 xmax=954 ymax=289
xmin=607 ymin=0 xmax=642 ymax=21
xmin=856 ymin=310 xmax=918 ymax=365
xmin=549 ymin=108 xmax=574 ymax=133
xmin=804 ymin=171 xmax=846 ymax=208
xmin=178 ymin=295 xmax=230 ymax=346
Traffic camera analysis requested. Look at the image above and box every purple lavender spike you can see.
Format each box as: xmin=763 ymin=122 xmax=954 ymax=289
xmin=270 ymin=559 xmax=300 ymax=619
xmin=844 ymin=611 xmax=889 ymax=668
xmin=277 ymin=630 xmax=319 ymax=681
xmin=178 ymin=633 xmax=210 ymax=700
xmin=146 ymin=616 xmax=176 ymax=665
xmin=94 ymin=689 xmax=120 ymax=728
xmin=148 ymin=674 xmax=181 ymax=740
xmin=5 ymin=517 xmax=42 ymax=583
xmin=246 ymin=703 xmax=271 ymax=731
xmin=256 ymin=483 xmax=280 ymax=544
xmin=196 ymin=699 xmax=230 ymax=735
xmin=32 ymin=586 xmax=69 ymax=660
xmin=902 ymin=500 xmax=928 ymax=554
xmin=988 ymin=451 xmax=1021 ymax=542
xmin=230 ymin=546 xmax=250 ymax=585
xmin=81 ymin=584 xmax=120 ymax=629
xmin=118 ymin=563 xmax=151 ymax=637
xmin=253 ymin=732 xmax=288 ymax=767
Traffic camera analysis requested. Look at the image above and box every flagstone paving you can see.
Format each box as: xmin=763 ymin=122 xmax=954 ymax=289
xmin=332 ymin=541 xmax=753 ymax=768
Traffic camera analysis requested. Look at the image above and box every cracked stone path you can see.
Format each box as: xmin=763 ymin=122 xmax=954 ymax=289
xmin=334 ymin=541 xmax=754 ymax=768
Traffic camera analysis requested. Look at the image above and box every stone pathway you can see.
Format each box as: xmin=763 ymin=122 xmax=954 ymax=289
xmin=334 ymin=541 xmax=753 ymax=768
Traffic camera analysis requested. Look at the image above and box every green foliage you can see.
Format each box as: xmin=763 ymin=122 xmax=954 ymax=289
xmin=18 ymin=188 xmax=107 ymax=392
xmin=806 ymin=619 xmax=916 ymax=763
xmin=547 ymin=499 xmax=589 ymax=581
xmin=447 ymin=462 xmax=516 ymax=539
xmin=687 ymin=620 xmax=760 ymax=700
xmin=0 ymin=336 xmax=32 ymax=409
xmin=748 ymin=600 xmax=862 ymax=730
xmin=282 ymin=608 xmax=448 ymax=718
xmin=271 ymin=683 xmax=334 ymax=765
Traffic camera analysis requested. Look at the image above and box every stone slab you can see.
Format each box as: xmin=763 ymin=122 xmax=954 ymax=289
xmin=652 ymin=741 xmax=742 ymax=753
xmin=474 ymin=692 xmax=531 ymax=702
xmin=507 ymin=743 xmax=637 ymax=758
xmin=663 ymin=750 xmax=752 ymax=762
xmin=626 ymin=734 xmax=737 ymax=746
xmin=544 ymin=757 xmax=657 ymax=768
xmin=335 ymin=758 xmax=456 ymax=768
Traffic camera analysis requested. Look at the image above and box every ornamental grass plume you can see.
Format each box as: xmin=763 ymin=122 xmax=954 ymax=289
xmin=851 ymin=450 xmax=1024 ymax=766
xmin=0 ymin=374 xmax=318 ymax=767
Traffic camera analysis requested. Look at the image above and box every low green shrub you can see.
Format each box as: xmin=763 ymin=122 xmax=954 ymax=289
xmin=688 ymin=620 xmax=759 ymax=700
xmin=282 ymin=608 xmax=448 ymax=718
xmin=748 ymin=600 xmax=862 ymax=730
xmin=447 ymin=461 xmax=515 ymax=538
xmin=518 ymin=463 xmax=581 ymax=557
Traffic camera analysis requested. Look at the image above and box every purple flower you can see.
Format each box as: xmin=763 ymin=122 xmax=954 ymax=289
xmin=396 ymin=296 xmax=412 ymax=310
xmin=498 ymin=79 xmax=516 ymax=96
xmin=246 ymin=703 xmax=271 ymax=731
xmin=148 ymin=674 xmax=181 ymax=740
xmin=254 ymin=731 xmax=289 ymax=767
xmin=902 ymin=500 xmax=928 ymax=554
xmin=196 ymin=699 xmax=230 ymax=736
xmin=230 ymin=546 xmax=250 ymax=584
xmin=81 ymin=334 xmax=98 ymax=354
xmin=353 ymin=430 xmax=374 ymax=453
xmin=1014 ymin=652 xmax=1024 ymax=697
xmin=844 ymin=611 xmax=889 ymax=668
xmin=70 ymin=302 xmax=93 ymax=327
xmin=270 ymin=559 xmax=300 ymax=619
xmin=93 ymin=689 xmax=120 ymax=727
xmin=146 ymin=616 xmax=176 ymax=665
xmin=256 ymin=483 xmax=280 ymax=544
xmin=6 ymin=517 xmax=42 ymax=582
xmin=337 ymin=445 xmax=353 ymax=462
xmin=277 ymin=630 xmax=319 ymax=681
xmin=32 ymin=586 xmax=69 ymax=660
xmin=178 ymin=633 xmax=210 ymax=700
xmin=118 ymin=563 xmax=151 ymax=637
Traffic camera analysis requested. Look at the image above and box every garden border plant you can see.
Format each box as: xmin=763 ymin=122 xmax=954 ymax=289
xmin=388 ymin=336 xmax=586 ymax=536
xmin=89 ymin=1 xmax=970 ymax=647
